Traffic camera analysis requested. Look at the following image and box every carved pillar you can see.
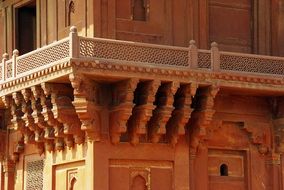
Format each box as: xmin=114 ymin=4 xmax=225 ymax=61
xmin=109 ymin=79 xmax=139 ymax=144
xmin=188 ymin=40 xmax=198 ymax=69
xmin=1 ymin=53 xmax=8 ymax=82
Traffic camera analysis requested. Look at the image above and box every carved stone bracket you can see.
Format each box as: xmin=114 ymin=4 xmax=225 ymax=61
xmin=273 ymin=118 xmax=284 ymax=154
xmin=109 ymin=78 xmax=139 ymax=144
xmin=189 ymin=85 xmax=219 ymax=155
xmin=12 ymin=137 xmax=25 ymax=162
xmin=41 ymin=83 xmax=84 ymax=145
xmin=166 ymin=83 xmax=198 ymax=146
xmin=128 ymin=80 xmax=161 ymax=145
xmin=269 ymin=97 xmax=284 ymax=155
xmin=3 ymin=95 xmax=25 ymax=132
xmin=148 ymin=82 xmax=180 ymax=143
xmin=69 ymin=73 xmax=102 ymax=141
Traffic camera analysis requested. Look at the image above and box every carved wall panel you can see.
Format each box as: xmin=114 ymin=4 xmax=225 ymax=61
xmin=24 ymin=155 xmax=44 ymax=190
xmin=54 ymin=161 xmax=85 ymax=190
xmin=209 ymin=0 xmax=252 ymax=53
xmin=58 ymin=0 xmax=87 ymax=39
xmin=109 ymin=160 xmax=173 ymax=190
xmin=114 ymin=0 xmax=172 ymax=44
xmin=208 ymin=149 xmax=247 ymax=190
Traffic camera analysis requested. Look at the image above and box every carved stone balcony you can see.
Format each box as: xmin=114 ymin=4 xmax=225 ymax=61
xmin=1 ymin=27 xmax=284 ymax=95
xmin=0 ymin=26 xmax=284 ymax=154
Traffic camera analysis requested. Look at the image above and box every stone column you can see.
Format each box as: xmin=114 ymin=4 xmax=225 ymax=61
xmin=266 ymin=154 xmax=281 ymax=190
xmin=193 ymin=144 xmax=208 ymax=190
xmin=3 ymin=159 xmax=15 ymax=190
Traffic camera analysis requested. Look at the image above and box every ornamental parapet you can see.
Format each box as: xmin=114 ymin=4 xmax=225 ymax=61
xmin=1 ymin=26 xmax=284 ymax=96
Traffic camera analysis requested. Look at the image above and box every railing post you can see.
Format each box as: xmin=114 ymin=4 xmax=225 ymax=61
xmin=69 ymin=26 xmax=79 ymax=58
xmin=12 ymin=49 xmax=19 ymax=78
xmin=211 ymin=42 xmax=220 ymax=71
xmin=1 ymin=53 xmax=8 ymax=81
xmin=188 ymin=40 xmax=198 ymax=69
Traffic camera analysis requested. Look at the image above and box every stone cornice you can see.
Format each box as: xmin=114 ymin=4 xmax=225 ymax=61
xmin=0 ymin=60 xmax=72 ymax=96
xmin=1 ymin=58 xmax=284 ymax=98
xmin=71 ymin=59 xmax=284 ymax=91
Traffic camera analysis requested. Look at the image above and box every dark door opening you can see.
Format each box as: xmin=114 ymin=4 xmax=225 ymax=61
xmin=15 ymin=1 xmax=36 ymax=55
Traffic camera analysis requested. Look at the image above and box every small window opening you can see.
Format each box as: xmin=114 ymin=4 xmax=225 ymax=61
xmin=131 ymin=175 xmax=147 ymax=190
xmin=15 ymin=1 xmax=36 ymax=55
xmin=69 ymin=177 xmax=77 ymax=190
xmin=66 ymin=0 xmax=75 ymax=26
xmin=220 ymin=164 xmax=228 ymax=176
xmin=132 ymin=0 xmax=147 ymax=21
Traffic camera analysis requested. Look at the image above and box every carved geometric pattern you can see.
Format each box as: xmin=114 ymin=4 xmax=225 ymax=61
xmin=0 ymin=64 xmax=2 ymax=80
xmin=220 ymin=53 xmax=284 ymax=75
xmin=17 ymin=40 xmax=69 ymax=75
xmin=198 ymin=51 xmax=211 ymax=69
xmin=26 ymin=159 xmax=44 ymax=190
xmin=79 ymin=38 xmax=189 ymax=66
xmin=6 ymin=60 xmax=12 ymax=79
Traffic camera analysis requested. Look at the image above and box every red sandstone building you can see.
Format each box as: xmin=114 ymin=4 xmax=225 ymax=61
xmin=0 ymin=0 xmax=284 ymax=189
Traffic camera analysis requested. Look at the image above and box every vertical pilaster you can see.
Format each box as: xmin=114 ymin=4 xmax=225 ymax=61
xmin=43 ymin=151 xmax=53 ymax=190
xmin=3 ymin=159 xmax=15 ymax=190
xmin=194 ymin=144 xmax=208 ymax=190
xmin=85 ymin=141 xmax=94 ymax=190
xmin=266 ymin=154 xmax=281 ymax=190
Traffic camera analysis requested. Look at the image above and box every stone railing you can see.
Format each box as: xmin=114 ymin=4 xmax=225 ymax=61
xmin=1 ymin=38 xmax=70 ymax=82
xmin=1 ymin=26 xmax=284 ymax=84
